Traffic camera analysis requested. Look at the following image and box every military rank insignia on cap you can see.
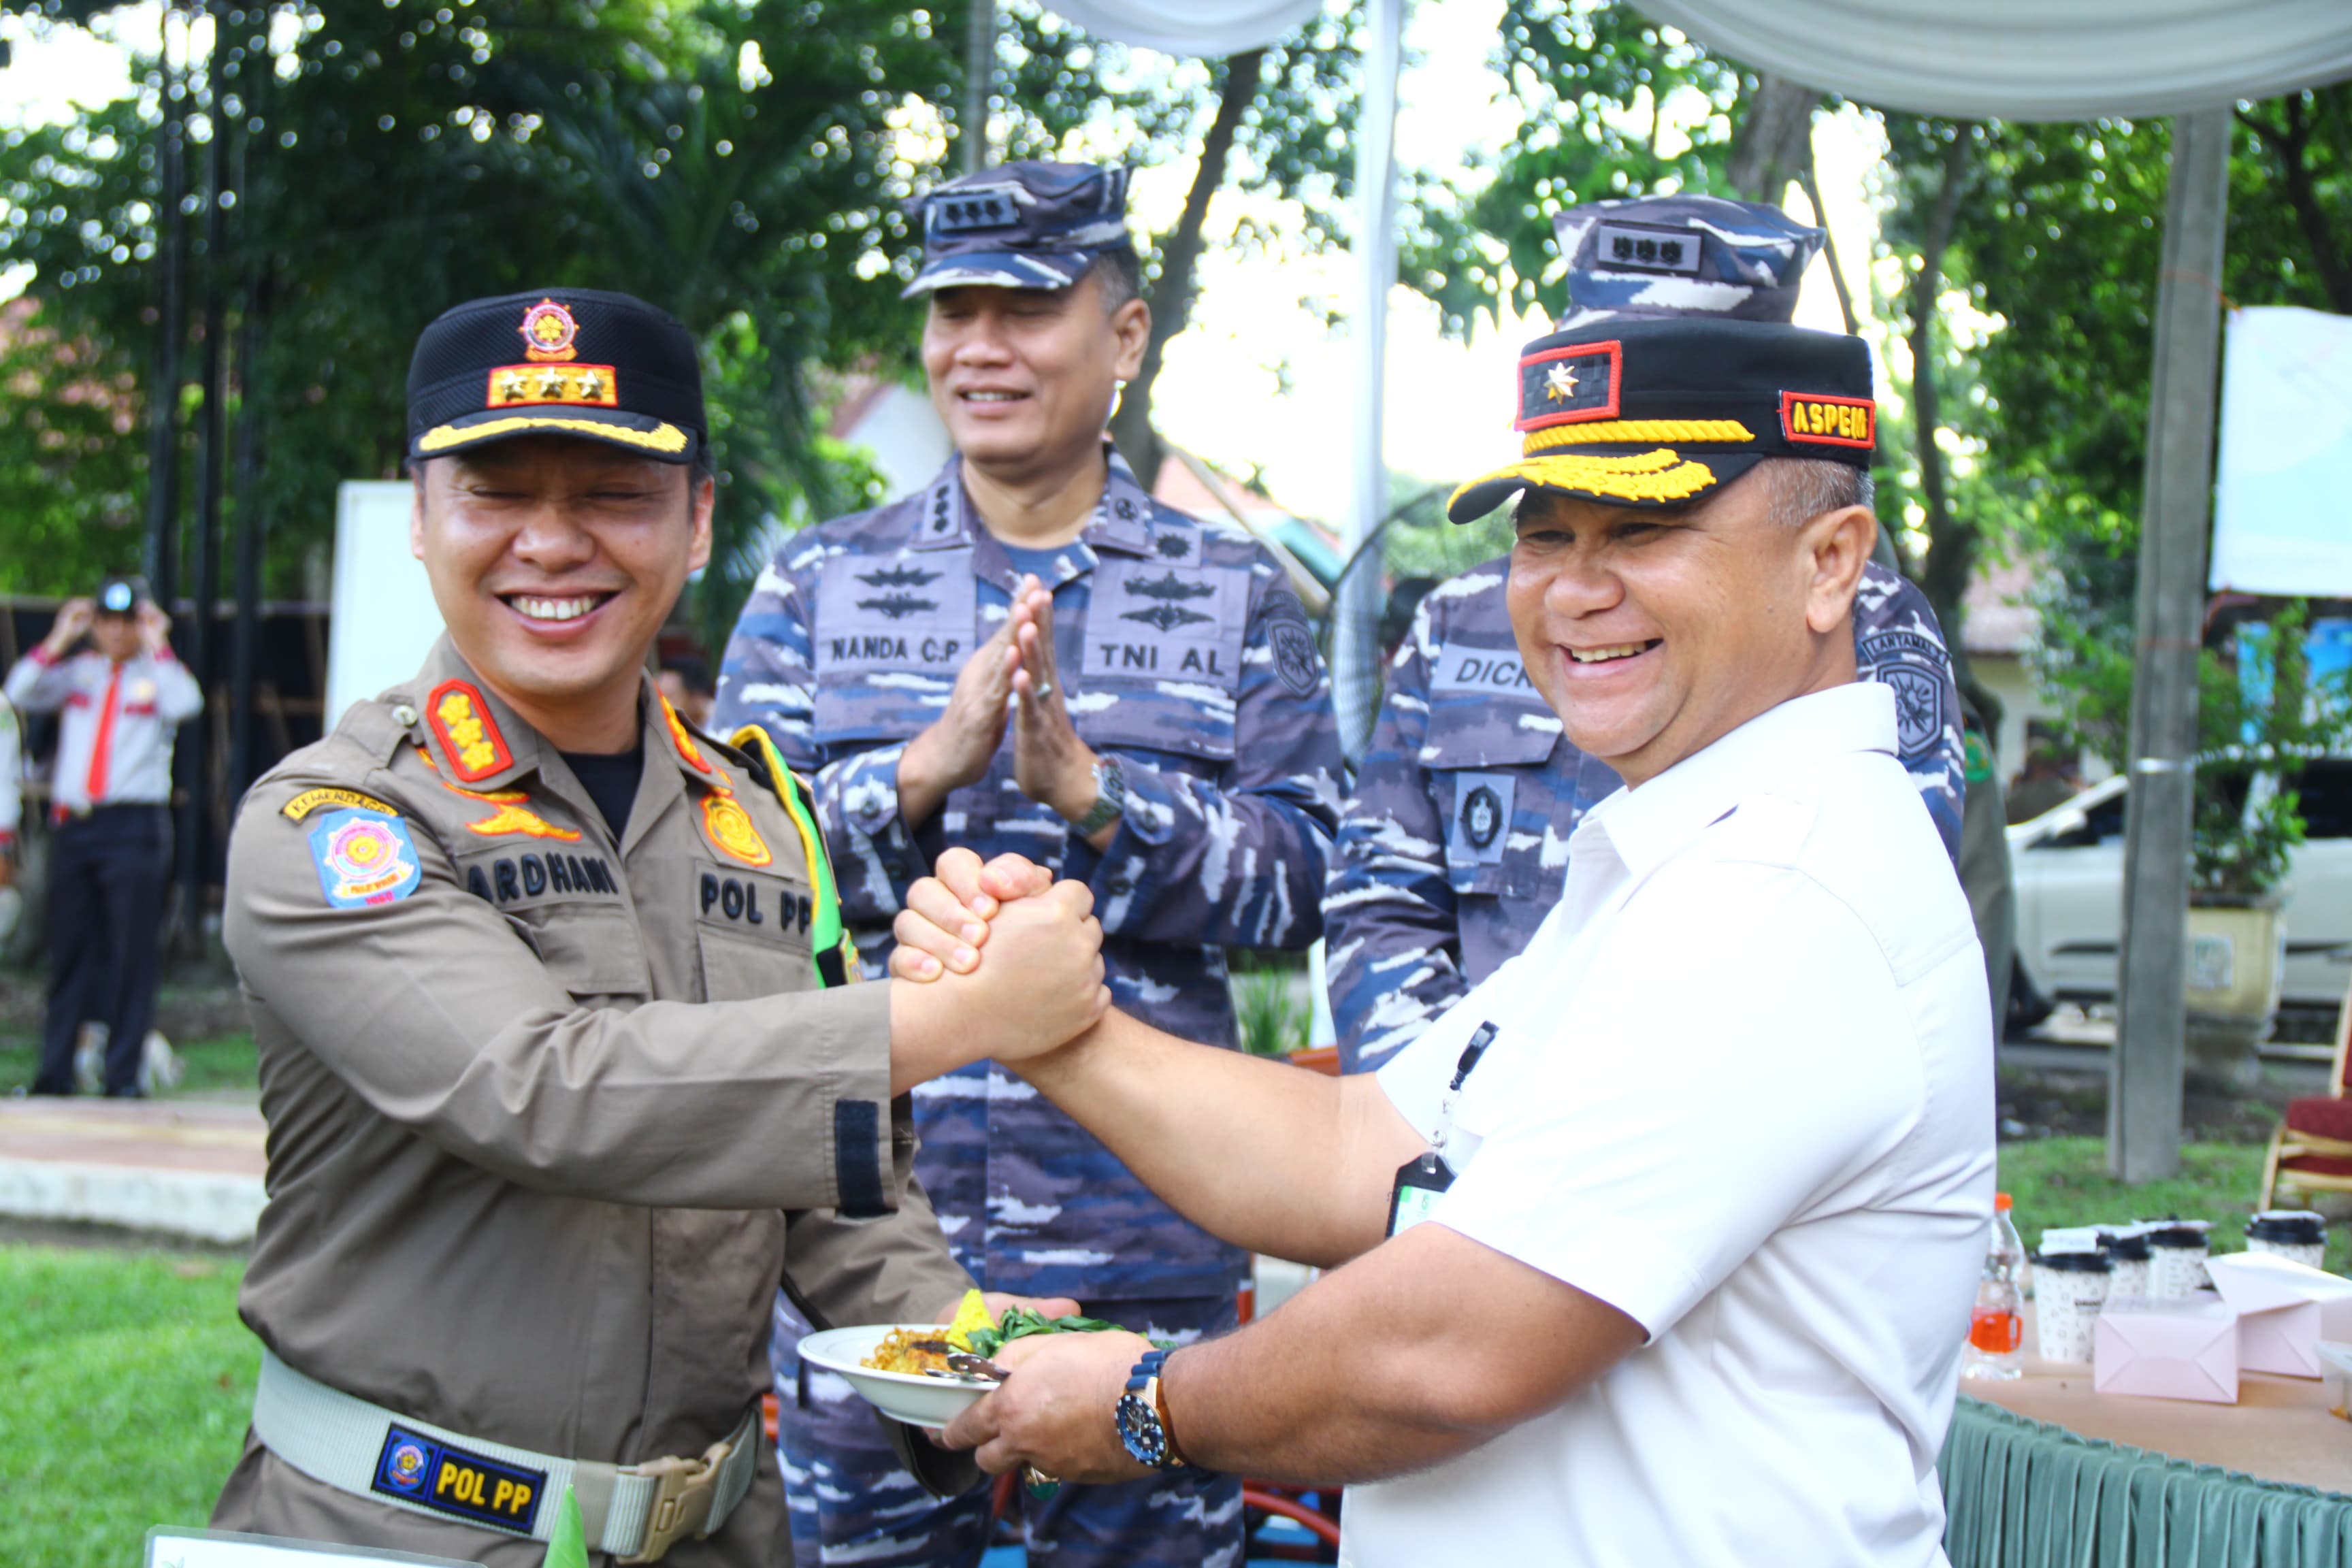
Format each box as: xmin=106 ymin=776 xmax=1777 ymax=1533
xmin=1447 ymin=195 xmax=1874 ymax=522
xmin=406 ymin=288 xmax=706 ymax=465
xmin=903 ymin=161 xmax=1134 ymax=297
xmin=1549 ymin=193 xmax=1825 ymax=329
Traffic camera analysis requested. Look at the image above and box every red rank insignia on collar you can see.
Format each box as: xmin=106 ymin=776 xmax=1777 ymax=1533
xmin=662 ymin=695 xmax=715 ymax=776
xmin=427 ymin=679 xmax=515 ymax=784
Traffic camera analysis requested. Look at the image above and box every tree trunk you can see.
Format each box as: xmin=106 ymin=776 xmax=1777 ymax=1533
xmin=2238 ymin=95 xmax=2352 ymax=314
xmin=1910 ymin=125 xmax=1990 ymax=715
xmin=1106 ymin=48 xmax=1264 ymax=489
xmin=1727 ymin=73 xmax=1817 ymax=203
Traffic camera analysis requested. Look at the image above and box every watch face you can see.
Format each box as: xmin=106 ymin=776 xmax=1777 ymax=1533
xmin=1115 ymin=1391 xmax=1169 ymax=1468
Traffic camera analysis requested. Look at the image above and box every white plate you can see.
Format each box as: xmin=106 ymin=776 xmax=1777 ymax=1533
xmin=797 ymin=1324 xmax=995 ymax=1427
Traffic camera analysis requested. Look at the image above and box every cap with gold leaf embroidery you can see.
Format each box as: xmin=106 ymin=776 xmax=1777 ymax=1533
xmin=1449 ymin=196 xmax=1872 ymax=522
xmin=405 ymin=289 xmax=704 ymax=465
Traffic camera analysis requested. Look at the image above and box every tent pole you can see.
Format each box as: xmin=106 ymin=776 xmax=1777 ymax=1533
xmin=962 ymin=0 xmax=995 ymax=174
xmin=1333 ymin=0 xmax=1405 ymax=762
xmin=2111 ymin=108 xmax=2232 ymax=1182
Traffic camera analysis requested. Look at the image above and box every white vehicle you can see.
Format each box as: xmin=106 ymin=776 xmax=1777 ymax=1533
xmin=2008 ymin=764 xmax=2352 ymax=1021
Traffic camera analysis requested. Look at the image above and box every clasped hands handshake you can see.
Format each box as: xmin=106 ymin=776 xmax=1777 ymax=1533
xmin=892 ymin=847 xmax=1167 ymax=1484
xmin=889 ymin=844 xmax=1112 ymax=1071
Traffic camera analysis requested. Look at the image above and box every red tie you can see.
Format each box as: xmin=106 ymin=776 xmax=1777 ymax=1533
xmin=85 ymin=664 xmax=122 ymax=804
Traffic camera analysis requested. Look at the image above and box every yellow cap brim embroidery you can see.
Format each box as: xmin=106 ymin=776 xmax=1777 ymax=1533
xmin=1451 ymin=448 xmax=1720 ymax=510
xmin=416 ymin=414 xmax=689 ymax=456
xmin=1520 ymin=419 xmax=1753 ymax=455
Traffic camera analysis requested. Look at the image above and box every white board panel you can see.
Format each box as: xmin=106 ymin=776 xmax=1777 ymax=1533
xmin=326 ymin=481 xmax=444 ymax=730
xmin=2210 ymin=306 xmax=2352 ymax=596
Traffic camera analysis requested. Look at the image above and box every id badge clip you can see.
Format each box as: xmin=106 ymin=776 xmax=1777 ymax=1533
xmin=1386 ymin=1020 xmax=1496 ymax=1239
xmin=1388 ymin=1149 xmax=1455 ymax=1237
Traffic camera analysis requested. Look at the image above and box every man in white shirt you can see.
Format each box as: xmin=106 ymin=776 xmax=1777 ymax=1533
xmin=3 ymin=576 xmax=203 ymax=1096
xmin=884 ymin=301 xmax=1997 ymax=1564
xmin=0 ymin=696 xmax=20 ymax=949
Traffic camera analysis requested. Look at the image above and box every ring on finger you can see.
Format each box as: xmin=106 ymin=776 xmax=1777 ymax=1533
xmin=1032 ymin=681 xmax=1054 ymax=700
xmin=1024 ymin=1464 xmax=1061 ymax=1497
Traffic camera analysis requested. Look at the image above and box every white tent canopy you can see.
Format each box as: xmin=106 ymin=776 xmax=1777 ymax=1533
xmin=1634 ymin=0 xmax=2352 ymax=121
xmin=1040 ymin=0 xmax=1321 ymax=58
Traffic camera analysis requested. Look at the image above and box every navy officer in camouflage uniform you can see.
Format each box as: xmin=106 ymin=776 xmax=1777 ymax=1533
xmin=712 ymin=160 xmax=1342 ymax=1568
xmin=1326 ymin=196 xmax=1970 ymax=1071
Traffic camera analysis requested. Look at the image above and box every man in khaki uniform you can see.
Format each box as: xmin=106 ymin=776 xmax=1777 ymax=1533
xmin=210 ymin=289 xmax=1108 ymax=1566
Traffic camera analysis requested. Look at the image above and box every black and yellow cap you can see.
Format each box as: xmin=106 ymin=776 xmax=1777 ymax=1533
xmin=1447 ymin=316 xmax=1876 ymax=521
xmin=405 ymin=289 xmax=704 ymax=465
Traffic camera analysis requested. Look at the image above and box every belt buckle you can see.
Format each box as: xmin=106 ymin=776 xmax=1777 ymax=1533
xmin=619 ymin=1435 xmax=734 ymax=1565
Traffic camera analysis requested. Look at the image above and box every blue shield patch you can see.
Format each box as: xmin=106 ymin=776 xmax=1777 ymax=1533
xmin=309 ymin=808 xmax=423 ymax=909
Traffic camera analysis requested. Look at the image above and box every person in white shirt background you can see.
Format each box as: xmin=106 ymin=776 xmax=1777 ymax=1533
xmin=0 ymin=693 xmax=19 ymax=949
xmin=3 ymin=576 xmax=203 ymax=1098
xmin=881 ymin=293 xmax=1997 ymax=1565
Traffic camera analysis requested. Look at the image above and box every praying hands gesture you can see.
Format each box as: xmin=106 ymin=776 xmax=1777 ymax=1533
xmin=895 ymin=578 xmax=1116 ymax=847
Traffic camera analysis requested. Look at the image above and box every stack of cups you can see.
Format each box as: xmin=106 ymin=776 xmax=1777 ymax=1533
xmin=2034 ymin=1230 xmax=2113 ymax=1363
xmin=2141 ymin=1220 xmax=2213 ymax=1298
xmin=2245 ymin=1210 xmax=2327 ymax=1269
xmin=2096 ymin=1226 xmax=2153 ymax=1298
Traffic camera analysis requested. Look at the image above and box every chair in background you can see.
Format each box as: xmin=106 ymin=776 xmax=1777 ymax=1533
xmin=2260 ymin=971 xmax=2352 ymax=1208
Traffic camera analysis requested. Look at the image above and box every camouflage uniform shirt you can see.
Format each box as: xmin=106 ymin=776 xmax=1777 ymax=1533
xmin=1325 ymin=556 xmax=1965 ymax=1071
xmin=714 ymin=451 xmax=1343 ymax=1298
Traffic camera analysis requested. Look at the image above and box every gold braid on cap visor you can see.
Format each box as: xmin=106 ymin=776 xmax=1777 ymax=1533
xmin=416 ymin=414 xmax=690 ymax=455
xmin=1452 ymin=448 xmax=1721 ymax=509
xmin=1520 ymin=419 xmax=1754 ymax=453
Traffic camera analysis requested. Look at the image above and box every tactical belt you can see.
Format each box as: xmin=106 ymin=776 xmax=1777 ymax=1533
xmin=250 ymin=1349 xmax=760 ymax=1563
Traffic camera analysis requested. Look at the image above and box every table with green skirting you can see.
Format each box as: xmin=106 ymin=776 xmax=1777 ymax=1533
xmin=1940 ymin=1302 xmax=2352 ymax=1564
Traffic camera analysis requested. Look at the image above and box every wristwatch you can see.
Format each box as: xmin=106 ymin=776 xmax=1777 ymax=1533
xmin=1114 ymin=1348 xmax=1205 ymax=1473
xmin=1070 ymin=753 xmax=1127 ymax=836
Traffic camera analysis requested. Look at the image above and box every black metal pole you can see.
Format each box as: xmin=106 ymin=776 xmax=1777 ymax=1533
xmin=178 ymin=0 xmax=229 ymax=959
xmin=229 ymin=78 xmax=265 ymax=808
xmin=143 ymin=4 xmax=186 ymax=606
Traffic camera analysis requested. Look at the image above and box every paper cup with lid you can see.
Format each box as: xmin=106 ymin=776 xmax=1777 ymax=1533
xmin=2096 ymin=1225 xmax=2153 ymax=1299
xmin=2138 ymin=1219 xmax=2213 ymax=1298
xmin=2035 ymin=1232 xmax=2114 ymax=1363
xmin=2245 ymin=1209 xmax=2327 ymax=1271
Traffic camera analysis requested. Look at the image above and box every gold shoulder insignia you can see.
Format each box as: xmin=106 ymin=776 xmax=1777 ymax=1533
xmin=283 ymin=787 xmax=400 ymax=822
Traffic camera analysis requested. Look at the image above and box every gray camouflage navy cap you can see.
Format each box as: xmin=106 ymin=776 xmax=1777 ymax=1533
xmin=902 ymin=161 xmax=1134 ymax=298
xmin=1551 ymin=194 xmax=1825 ymax=329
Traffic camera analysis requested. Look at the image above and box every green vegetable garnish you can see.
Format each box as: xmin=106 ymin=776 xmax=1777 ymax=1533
xmin=966 ymin=1307 xmax=1169 ymax=1358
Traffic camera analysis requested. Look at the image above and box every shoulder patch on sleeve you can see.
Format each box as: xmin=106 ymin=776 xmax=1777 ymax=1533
xmin=310 ymin=808 xmax=424 ymax=909
xmin=283 ymin=786 xmax=401 ymax=822
xmin=1260 ymin=589 xmax=1322 ymax=698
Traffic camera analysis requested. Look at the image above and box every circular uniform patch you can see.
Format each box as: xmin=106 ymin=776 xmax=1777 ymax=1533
xmin=702 ymin=790 xmax=773 ymax=868
xmin=384 ymin=1440 xmax=431 ymax=1495
xmin=1263 ymin=593 xmax=1320 ymax=697
xmin=1460 ymin=784 xmax=1505 ymax=851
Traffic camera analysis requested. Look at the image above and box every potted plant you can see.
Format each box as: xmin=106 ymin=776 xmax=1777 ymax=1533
xmin=2184 ymin=603 xmax=2351 ymax=1080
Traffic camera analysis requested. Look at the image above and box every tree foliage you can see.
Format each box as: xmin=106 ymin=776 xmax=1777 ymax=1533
xmin=0 ymin=0 xmax=1359 ymax=646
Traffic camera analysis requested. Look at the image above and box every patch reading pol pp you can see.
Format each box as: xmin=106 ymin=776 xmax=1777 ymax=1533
xmin=372 ymin=1422 xmax=546 ymax=1535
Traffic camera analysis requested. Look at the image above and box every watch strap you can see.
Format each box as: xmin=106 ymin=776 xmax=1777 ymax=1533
xmin=1071 ymin=752 xmax=1126 ymax=836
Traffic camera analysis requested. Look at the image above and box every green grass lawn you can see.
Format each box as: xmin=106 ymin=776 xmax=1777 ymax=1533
xmin=1997 ymin=1137 xmax=2351 ymax=1274
xmin=0 ymin=1245 xmax=257 ymax=1566
xmin=0 ymin=1033 xmax=259 ymax=1096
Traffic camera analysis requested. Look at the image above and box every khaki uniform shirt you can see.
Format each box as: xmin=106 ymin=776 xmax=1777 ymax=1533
xmin=211 ymin=636 xmax=973 ymax=1567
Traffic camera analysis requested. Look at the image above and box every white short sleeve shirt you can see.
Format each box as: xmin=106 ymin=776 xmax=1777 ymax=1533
xmin=1350 ymin=683 xmax=1995 ymax=1568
